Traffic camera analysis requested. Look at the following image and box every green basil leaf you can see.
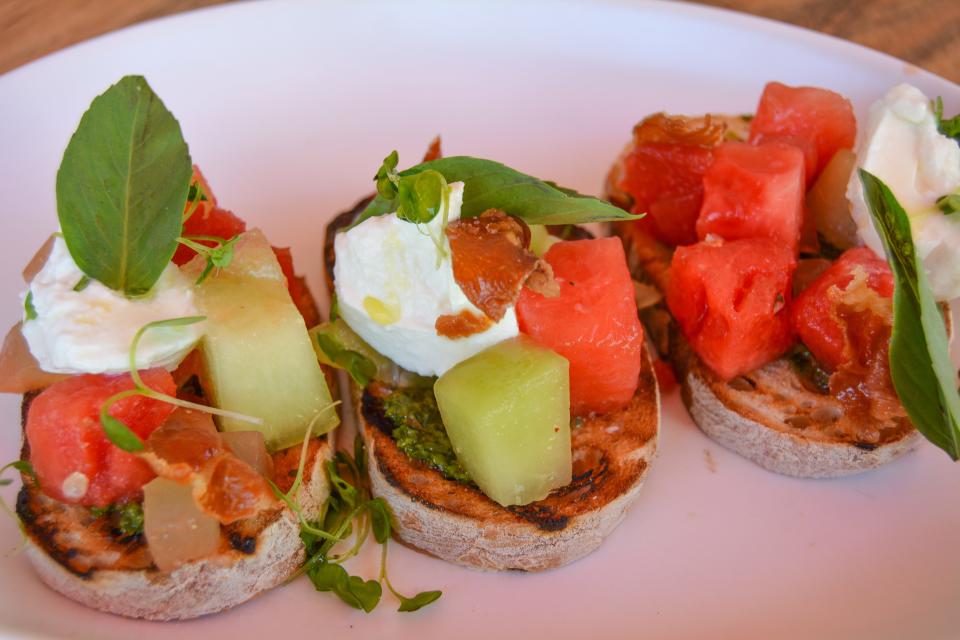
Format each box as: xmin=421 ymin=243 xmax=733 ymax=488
xmin=397 ymin=590 xmax=442 ymax=613
xmin=356 ymin=155 xmax=640 ymax=226
xmin=366 ymin=498 xmax=391 ymax=544
xmin=100 ymin=413 xmax=146 ymax=453
xmin=56 ymin=75 xmax=192 ymax=297
xmin=23 ymin=292 xmax=37 ymax=321
xmin=859 ymin=169 xmax=960 ymax=459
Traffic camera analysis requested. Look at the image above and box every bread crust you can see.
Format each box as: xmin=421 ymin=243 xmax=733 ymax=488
xmin=354 ymin=346 xmax=659 ymax=572
xmin=618 ymin=224 xmax=939 ymax=478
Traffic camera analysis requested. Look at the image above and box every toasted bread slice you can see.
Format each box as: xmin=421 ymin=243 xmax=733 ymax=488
xmin=618 ymin=224 xmax=947 ymax=478
xmin=325 ymin=200 xmax=659 ymax=571
xmin=15 ymin=290 xmax=336 ymax=620
xmin=355 ymin=360 xmax=658 ymax=571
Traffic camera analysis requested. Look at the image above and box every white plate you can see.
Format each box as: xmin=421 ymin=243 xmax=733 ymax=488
xmin=1 ymin=1 xmax=958 ymax=638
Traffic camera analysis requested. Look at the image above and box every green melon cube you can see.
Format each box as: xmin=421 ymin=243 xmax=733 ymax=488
xmin=434 ymin=336 xmax=571 ymax=506
xmin=184 ymin=230 xmax=338 ymax=451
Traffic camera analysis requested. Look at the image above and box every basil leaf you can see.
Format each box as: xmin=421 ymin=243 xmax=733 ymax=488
xmin=357 ymin=155 xmax=640 ymax=226
xmin=366 ymin=498 xmax=391 ymax=544
xmin=397 ymin=590 xmax=442 ymax=613
xmin=56 ymin=75 xmax=192 ymax=297
xmin=859 ymin=169 xmax=960 ymax=459
xmin=23 ymin=292 xmax=37 ymax=321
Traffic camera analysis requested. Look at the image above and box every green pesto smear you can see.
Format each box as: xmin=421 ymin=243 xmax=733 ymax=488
xmin=382 ymin=386 xmax=473 ymax=485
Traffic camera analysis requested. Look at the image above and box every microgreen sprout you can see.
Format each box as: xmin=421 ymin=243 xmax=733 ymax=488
xmin=182 ymin=177 xmax=210 ymax=224
xmin=177 ymin=234 xmax=240 ymax=284
xmin=933 ymin=96 xmax=960 ymax=142
xmin=23 ymin=292 xmax=37 ymax=321
xmin=72 ymin=275 xmax=91 ymax=292
xmin=0 ymin=460 xmax=37 ymax=547
xmin=936 ymin=193 xmax=960 ymax=216
xmin=269 ymin=427 xmax=442 ymax=613
xmin=99 ymin=316 xmax=263 ymax=452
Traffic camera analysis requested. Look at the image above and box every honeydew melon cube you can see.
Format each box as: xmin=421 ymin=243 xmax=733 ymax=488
xmin=434 ymin=336 xmax=571 ymax=506
xmin=184 ymin=230 xmax=338 ymax=451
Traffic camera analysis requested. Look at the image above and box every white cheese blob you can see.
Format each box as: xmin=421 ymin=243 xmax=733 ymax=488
xmin=21 ymin=236 xmax=204 ymax=374
xmin=334 ymin=182 xmax=520 ymax=376
xmin=846 ymin=84 xmax=960 ymax=300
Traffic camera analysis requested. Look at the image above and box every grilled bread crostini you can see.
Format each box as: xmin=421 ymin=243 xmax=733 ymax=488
xmin=615 ymin=223 xmax=935 ymax=478
xmin=606 ymin=82 xmax=955 ymax=478
xmin=12 ymin=241 xmax=338 ymax=620
xmin=6 ymin=75 xmax=340 ymax=620
xmin=324 ymin=196 xmax=659 ymax=572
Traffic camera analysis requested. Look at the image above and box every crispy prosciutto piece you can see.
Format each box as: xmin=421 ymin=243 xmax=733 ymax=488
xmin=443 ymin=210 xmax=556 ymax=337
xmin=141 ymin=409 xmax=275 ymax=524
xmin=422 ymin=135 xmax=443 ymax=162
xmin=609 ymin=113 xmax=727 ymax=247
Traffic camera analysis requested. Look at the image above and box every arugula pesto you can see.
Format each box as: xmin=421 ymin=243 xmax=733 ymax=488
xmin=383 ymin=387 xmax=472 ymax=484
xmin=90 ymin=502 xmax=144 ymax=537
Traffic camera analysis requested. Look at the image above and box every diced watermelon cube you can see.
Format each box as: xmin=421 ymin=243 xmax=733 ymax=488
xmin=619 ymin=143 xmax=714 ymax=246
xmin=668 ymin=238 xmax=796 ymax=381
xmin=25 ymin=370 xmax=176 ymax=507
xmin=791 ymin=247 xmax=894 ymax=371
xmin=696 ymin=141 xmax=806 ymax=256
xmin=749 ymin=82 xmax=856 ymax=182
xmin=517 ymin=238 xmax=644 ymax=415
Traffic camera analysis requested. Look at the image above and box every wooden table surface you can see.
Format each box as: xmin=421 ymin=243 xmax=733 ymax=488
xmin=0 ymin=0 xmax=957 ymax=83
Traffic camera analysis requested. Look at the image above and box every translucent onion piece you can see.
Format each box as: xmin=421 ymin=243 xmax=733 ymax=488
xmin=0 ymin=323 xmax=67 ymax=393
xmin=143 ymin=477 xmax=220 ymax=572
xmin=633 ymin=280 xmax=663 ymax=310
xmin=807 ymin=149 xmax=858 ymax=250
xmin=220 ymin=430 xmax=274 ymax=478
